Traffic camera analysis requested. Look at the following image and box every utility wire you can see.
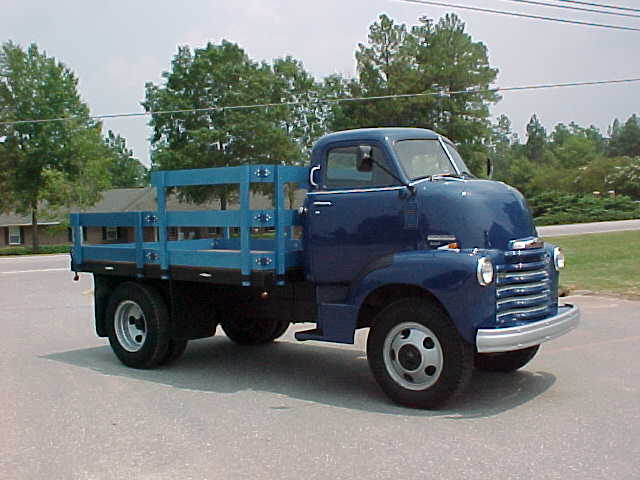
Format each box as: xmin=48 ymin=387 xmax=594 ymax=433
xmin=396 ymin=0 xmax=640 ymax=31
xmin=499 ymin=0 xmax=640 ymax=18
xmin=1 ymin=78 xmax=639 ymax=127
xmin=555 ymin=0 xmax=640 ymax=13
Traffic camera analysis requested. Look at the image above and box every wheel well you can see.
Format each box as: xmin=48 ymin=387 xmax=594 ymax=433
xmin=357 ymin=284 xmax=441 ymax=328
xmin=94 ymin=275 xmax=170 ymax=337
xmin=95 ymin=275 xmax=218 ymax=341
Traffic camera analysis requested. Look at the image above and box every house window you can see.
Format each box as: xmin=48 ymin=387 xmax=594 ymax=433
xmin=102 ymin=226 xmax=119 ymax=242
xmin=8 ymin=226 xmax=22 ymax=245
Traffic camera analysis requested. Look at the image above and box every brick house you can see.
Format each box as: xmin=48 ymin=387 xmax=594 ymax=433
xmin=0 ymin=189 xmax=155 ymax=248
xmin=0 ymin=214 xmax=68 ymax=248
xmin=1 ymin=185 xmax=305 ymax=248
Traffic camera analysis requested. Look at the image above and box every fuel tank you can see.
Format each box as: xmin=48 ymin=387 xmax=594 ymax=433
xmin=415 ymin=178 xmax=536 ymax=250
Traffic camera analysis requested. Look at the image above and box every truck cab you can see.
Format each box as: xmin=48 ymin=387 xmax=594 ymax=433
xmin=71 ymin=127 xmax=579 ymax=409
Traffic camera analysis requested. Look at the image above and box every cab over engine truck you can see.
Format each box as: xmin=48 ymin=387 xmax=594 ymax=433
xmin=70 ymin=128 xmax=579 ymax=409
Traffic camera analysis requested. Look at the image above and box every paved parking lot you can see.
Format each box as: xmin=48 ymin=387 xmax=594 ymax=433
xmin=1 ymin=254 xmax=638 ymax=479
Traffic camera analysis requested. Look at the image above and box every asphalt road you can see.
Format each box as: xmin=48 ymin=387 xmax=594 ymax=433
xmin=1 ymin=255 xmax=638 ymax=479
xmin=538 ymin=219 xmax=640 ymax=237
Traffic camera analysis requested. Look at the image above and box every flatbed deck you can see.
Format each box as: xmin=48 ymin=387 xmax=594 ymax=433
xmin=70 ymin=165 xmax=309 ymax=286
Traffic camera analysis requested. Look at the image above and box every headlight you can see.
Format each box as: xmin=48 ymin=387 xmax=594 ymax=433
xmin=477 ymin=257 xmax=494 ymax=286
xmin=554 ymin=247 xmax=565 ymax=271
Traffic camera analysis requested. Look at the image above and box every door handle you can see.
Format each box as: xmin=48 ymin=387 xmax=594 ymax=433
xmin=312 ymin=201 xmax=333 ymax=207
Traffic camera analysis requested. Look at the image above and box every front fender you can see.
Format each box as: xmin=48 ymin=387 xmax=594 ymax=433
xmin=350 ymin=250 xmax=497 ymax=344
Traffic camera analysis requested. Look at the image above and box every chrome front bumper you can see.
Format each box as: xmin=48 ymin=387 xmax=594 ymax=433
xmin=476 ymin=303 xmax=580 ymax=353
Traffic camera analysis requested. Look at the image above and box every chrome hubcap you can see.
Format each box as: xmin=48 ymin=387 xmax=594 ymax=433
xmin=383 ymin=322 xmax=443 ymax=390
xmin=114 ymin=300 xmax=147 ymax=352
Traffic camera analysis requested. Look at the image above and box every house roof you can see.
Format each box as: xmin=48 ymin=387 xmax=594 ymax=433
xmin=0 ymin=184 xmax=307 ymax=227
xmin=0 ymin=213 xmax=60 ymax=227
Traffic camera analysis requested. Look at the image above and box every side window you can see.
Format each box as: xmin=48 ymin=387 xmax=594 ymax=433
xmin=324 ymin=146 xmax=395 ymax=189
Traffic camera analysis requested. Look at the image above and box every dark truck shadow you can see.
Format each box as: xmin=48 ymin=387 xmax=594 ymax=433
xmin=43 ymin=335 xmax=555 ymax=418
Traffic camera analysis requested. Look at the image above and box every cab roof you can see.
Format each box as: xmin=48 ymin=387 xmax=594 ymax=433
xmin=314 ymin=128 xmax=441 ymax=149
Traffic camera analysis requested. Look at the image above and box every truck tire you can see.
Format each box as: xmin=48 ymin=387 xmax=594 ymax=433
xmin=158 ymin=339 xmax=188 ymax=366
xmin=105 ymin=282 xmax=171 ymax=369
xmin=221 ymin=316 xmax=289 ymax=345
xmin=474 ymin=345 xmax=539 ymax=373
xmin=367 ymin=298 xmax=473 ymax=409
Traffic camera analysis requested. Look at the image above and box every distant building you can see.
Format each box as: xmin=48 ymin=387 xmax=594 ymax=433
xmin=0 ymin=213 xmax=67 ymax=248
xmin=1 ymin=186 xmax=305 ymax=248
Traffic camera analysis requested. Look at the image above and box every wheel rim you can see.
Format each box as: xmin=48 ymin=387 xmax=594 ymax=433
xmin=383 ymin=321 xmax=444 ymax=391
xmin=114 ymin=300 xmax=147 ymax=352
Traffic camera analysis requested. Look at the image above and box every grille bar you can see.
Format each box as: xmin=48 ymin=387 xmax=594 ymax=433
xmin=496 ymin=260 xmax=547 ymax=273
xmin=497 ymin=304 xmax=554 ymax=321
xmin=497 ymin=269 xmax=549 ymax=285
xmin=497 ymin=292 xmax=551 ymax=309
xmin=497 ymin=280 xmax=550 ymax=299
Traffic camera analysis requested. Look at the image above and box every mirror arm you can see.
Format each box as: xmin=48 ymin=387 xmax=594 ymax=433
xmin=371 ymin=158 xmax=415 ymax=195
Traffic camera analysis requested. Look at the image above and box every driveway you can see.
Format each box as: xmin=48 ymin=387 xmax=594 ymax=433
xmin=538 ymin=219 xmax=640 ymax=237
xmin=1 ymin=255 xmax=638 ymax=479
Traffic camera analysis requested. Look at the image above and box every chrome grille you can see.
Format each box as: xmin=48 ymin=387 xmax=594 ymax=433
xmin=496 ymin=247 xmax=554 ymax=323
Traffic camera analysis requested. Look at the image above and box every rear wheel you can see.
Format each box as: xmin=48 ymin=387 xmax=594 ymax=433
xmin=105 ymin=282 xmax=171 ymax=369
xmin=158 ymin=339 xmax=188 ymax=366
xmin=221 ymin=316 xmax=289 ymax=345
xmin=367 ymin=298 xmax=473 ymax=409
xmin=474 ymin=345 xmax=539 ymax=372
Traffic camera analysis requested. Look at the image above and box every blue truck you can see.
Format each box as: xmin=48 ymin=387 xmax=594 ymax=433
xmin=70 ymin=127 xmax=579 ymax=408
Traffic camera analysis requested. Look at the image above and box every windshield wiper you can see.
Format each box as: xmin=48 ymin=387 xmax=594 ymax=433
xmin=429 ymin=172 xmax=465 ymax=180
xmin=410 ymin=173 xmax=462 ymax=182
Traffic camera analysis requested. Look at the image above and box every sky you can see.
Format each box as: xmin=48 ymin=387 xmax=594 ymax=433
xmin=4 ymin=0 xmax=640 ymax=165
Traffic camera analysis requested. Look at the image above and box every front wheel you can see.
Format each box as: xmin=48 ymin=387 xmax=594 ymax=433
xmin=367 ymin=298 xmax=473 ymax=409
xmin=474 ymin=345 xmax=539 ymax=372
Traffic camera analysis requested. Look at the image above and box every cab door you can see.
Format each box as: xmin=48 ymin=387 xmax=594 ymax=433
xmin=305 ymin=142 xmax=414 ymax=284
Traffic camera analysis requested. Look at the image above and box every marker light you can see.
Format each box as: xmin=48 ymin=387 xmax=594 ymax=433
xmin=554 ymin=247 xmax=565 ymax=271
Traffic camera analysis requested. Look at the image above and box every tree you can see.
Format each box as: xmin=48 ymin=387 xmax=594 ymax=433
xmin=272 ymin=56 xmax=327 ymax=159
xmin=548 ymin=123 xmax=601 ymax=169
xmin=605 ymin=156 xmax=640 ymax=199
xmin=487 ymin=114 xmax=518 ymax=179
xmin=143 ymin=41 xmax=302 ymax=208
xmin=327 ymin=13 xmax=499 ymax=174
xmin=104 ymin=130 xmax=148 ymax=187
xmin=0 ymin=42 xmax=111 ymax=251
xmin=525 ymin=114 xmax=547 ymax=163
xmin=608 ymin=114 xmax=640 ymax=157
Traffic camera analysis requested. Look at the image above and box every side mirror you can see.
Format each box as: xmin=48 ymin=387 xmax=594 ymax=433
xmin=486 ymin=157 xmax=494 ymax=179
xmin=356 ymin=145 xmax=373 ymax=172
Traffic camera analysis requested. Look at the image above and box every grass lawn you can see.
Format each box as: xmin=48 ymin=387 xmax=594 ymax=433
xmin=544 ymin=231 xmax=640 ymax=298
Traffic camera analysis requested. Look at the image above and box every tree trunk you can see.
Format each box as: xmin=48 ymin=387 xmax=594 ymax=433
xmin=219 ymin=194 xmax=230 ymax=239
xmin=31 ymin=204 xmax=40 ymax=253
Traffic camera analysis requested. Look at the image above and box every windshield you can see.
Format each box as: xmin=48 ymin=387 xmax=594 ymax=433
xmin=393 ymin=139 xmax=458 ymax=180
xmin=443 ymin=141 xmax=472 ymax=175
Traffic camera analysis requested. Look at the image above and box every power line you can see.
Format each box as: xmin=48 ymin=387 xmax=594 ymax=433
xmin=1 ymin=78 xmax=639 ymax=127
xmin=499 ymin=0 xmax=640 ymax=18
xmin=554 ymin=0 xmax=640 ymax=13
xmin=396 ymin=0 xmax=640 ymax=31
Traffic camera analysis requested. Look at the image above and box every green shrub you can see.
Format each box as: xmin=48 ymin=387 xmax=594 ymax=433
xmin=0 ymin=244 xmax=71 ymax=256
xmin=530 ymin=192 xmax=640 ymax=225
